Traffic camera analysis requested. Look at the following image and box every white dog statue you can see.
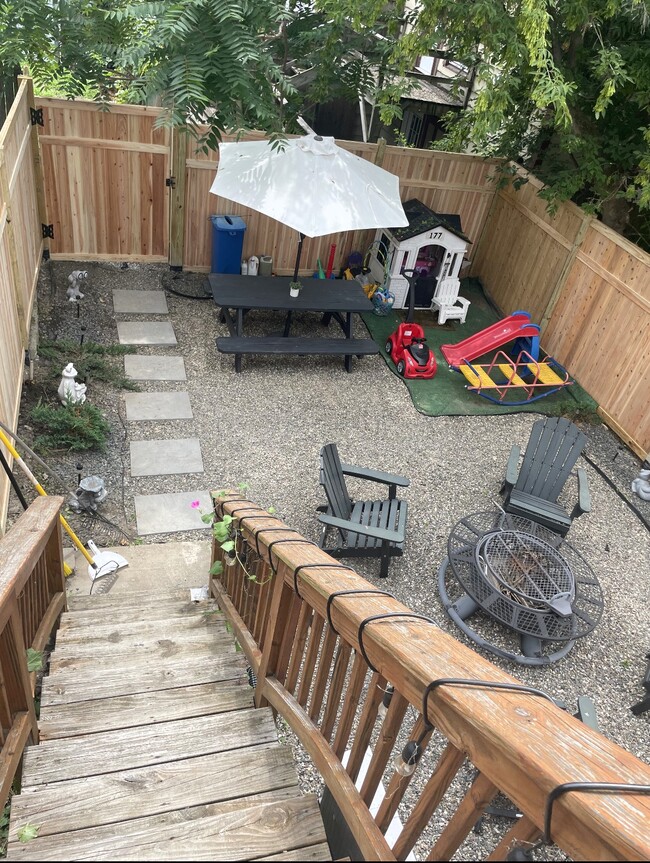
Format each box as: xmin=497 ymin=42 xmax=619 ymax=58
xmin=67 ymin=270 xmax=88 ymax=301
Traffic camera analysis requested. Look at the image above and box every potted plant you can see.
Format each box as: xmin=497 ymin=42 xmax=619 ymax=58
xmin=289 ymin=280 xmax=302 ymax=298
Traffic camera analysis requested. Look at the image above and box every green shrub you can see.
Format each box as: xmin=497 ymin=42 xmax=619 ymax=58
xmin=30 ymin=400 xmax=110 ymax=453
xmin=39 ymin=339 xmax=139 ymax=390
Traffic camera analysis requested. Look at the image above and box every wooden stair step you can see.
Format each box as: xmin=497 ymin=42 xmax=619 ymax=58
xmin=39 ymin=680 xmax=254 ymax=740
xmin=66 ymin=588 xmax=204 ymax=612
xmin=256 ymin=845 xmax=332 ymax=861
xmin=53 ymin=613 xmax=226 ymax=645
xmin=41 ymin=652 xmax=247 ymax=706
xmin=49 ymin=636 xmax=234 ymax=672
xmin=7 ymin=791 xmax=328 ymax=861
xmin=24 ymin=707 xmax=278 ymax=785
xmin=9 ymin=744 xmax=299 ymax=842
xmin=58 ymin=598 xmax=219 ymax=627
xmin=51 ymin=624 xmax=232 ymax=662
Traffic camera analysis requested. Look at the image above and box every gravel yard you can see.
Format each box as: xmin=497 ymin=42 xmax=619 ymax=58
xmin=12 ymin=259 xmax=650 ymax=860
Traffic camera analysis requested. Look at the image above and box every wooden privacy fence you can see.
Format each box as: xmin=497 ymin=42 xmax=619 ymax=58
xmin=30 ymin=95 xmax=650 ymax=453
xmin=34 ymin=97 xmax=498 ymax=276
xmin=471 ymin=170 xmax=650 ymax=457
xmin=0 ymin=77 xmax=46 ymax=532
xmin=0 ymin=497 xmax=67 ymax=815
xmin=210 ymin=493 xmax=650 ymax=862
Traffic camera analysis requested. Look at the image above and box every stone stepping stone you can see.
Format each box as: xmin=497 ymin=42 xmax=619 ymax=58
xmin=124 ymin=355 xmax=186 ymax=381
xmin=134 ymin=490 xmax=212 ymax=536
xmin=130 ymin=438 xmax=203 ymax=477
xmin=113 ymin=290 xmax=169 ymax=314
xmin=117 ymin=322 xmax=177 ymax=345
xmin=124 ymin=392 xmax=192 ymax=422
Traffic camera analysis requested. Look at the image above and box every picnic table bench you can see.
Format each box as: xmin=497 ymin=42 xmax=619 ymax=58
xmin=210 ymin=274 xmax=377 ymax=372
xmin=216 ymin=336 xmax=379 ymax=362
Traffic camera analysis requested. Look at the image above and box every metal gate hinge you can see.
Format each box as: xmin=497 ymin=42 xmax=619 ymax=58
xmin=42 ymin=224 xmax=54 ymax=239
xmin=30 ymin=107 xmax=44 ymax=126
xmin=166 ymin=176 xmax=176 ymax=189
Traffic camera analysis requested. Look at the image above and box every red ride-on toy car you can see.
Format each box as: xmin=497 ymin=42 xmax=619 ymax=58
xmin=385 ymin=268 xmax=438 ymax=379
xmin=385 ymin=322 xmax=437 ymax=378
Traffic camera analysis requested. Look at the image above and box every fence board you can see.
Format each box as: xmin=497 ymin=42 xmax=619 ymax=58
xmin=0 ymin=80 xmax=43 ymax=532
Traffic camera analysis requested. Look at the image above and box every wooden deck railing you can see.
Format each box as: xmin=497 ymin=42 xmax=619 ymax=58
xmin=210 ymin=493 xmax=650 ymax=862
xmin=0 ymin=497 xmax=66 ymax=813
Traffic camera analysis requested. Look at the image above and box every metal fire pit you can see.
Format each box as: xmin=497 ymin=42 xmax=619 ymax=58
xmin=438 ymin=510 xmax=604 ymax=665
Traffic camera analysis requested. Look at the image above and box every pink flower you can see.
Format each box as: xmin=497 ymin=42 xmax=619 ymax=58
xmin=190 ymin=500 xmax=200 ymax=509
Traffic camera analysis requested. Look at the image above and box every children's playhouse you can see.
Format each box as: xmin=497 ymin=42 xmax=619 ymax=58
xmin=366 ymin=199 xmax=472 ymax=321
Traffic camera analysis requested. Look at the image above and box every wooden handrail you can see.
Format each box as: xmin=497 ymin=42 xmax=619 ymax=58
xmin=211 ymin=494 xmax=650 ymax=862
xmin=0 ymin=497 xmax=67 ymax=815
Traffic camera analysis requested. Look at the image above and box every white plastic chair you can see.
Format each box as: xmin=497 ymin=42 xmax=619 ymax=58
xmin=431 ymin=278 xmax=471 ymax=324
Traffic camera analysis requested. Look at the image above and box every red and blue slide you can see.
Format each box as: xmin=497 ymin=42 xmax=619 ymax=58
xmin=440 ymin=311 xmax=540 ymax=369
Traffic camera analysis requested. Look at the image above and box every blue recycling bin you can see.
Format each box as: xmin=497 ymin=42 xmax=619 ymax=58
xmin=210 ymin=215 xmax=246 ymax=274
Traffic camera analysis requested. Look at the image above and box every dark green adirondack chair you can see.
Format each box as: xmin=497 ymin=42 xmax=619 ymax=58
xmin=317 ymin=443 xmax=409 ymax=578
xmin=502 ymin=417 xmax=591 ymax=535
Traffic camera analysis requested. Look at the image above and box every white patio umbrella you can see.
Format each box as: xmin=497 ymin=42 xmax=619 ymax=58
xmin=209 ymin=118 xmax=408 ymax=282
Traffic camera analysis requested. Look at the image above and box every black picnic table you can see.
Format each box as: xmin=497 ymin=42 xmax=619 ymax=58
xmin=209 ymin=274 xmax=378 ymax=372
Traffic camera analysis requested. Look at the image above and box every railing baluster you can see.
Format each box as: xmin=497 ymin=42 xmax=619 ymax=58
xmin=393 ymin=742 xmax=466 ymax=859
xmin=375 ymin=715 xmax=434 ymax=832
xmin=333 ymin=651 xmax=367 ymax=760
xmin=252 ymin=561 xmax=273 ymax=646
xmin=275 ymin=593 xmax=303 ymax=686
xmin=320 ymin=642 xmax=352 ymax=743
xmin=285 ymin=604 xmax=313 ymax=696
xmin=296 ymin=614 xmax=324 ymax=708
xmin=426 ymin=772 xmax=498 ymax=861
xmin=360 ymin=690 xmax=409 ymax=807
xmin=486 ymin=815 xmax=540 ymax=861
xmin=308 ymin=624 xmax=337 ymax=722
xmin=346 ymin=672 xmax=386 ymax=783
xmin=255 ymin=565 xmax=295 ymax=709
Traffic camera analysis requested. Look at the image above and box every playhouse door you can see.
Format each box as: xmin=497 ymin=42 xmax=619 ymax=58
xmin=413 ymin=243 xmax=445 ymax=306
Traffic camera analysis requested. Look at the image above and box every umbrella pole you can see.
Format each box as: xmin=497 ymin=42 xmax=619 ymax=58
xmin=292 ymin=234 xmax=305 ymax=283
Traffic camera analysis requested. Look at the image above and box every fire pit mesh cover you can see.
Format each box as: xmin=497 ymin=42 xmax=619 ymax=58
xmin=475 ymin=530 xmax=574 ymax=615
xmin=447 ymin=511 xmax=604 ymax=641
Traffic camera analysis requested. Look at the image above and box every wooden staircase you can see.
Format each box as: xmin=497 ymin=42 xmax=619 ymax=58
xmin=6 ymin=590 xmax=330 ymax=861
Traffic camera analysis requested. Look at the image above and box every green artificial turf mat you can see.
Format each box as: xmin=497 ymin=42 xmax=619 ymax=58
xmin=362 ymin=279 xmax=598 ymax=419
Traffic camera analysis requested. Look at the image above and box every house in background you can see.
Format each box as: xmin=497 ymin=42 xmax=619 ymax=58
xmin=304 ymin=51 xmax=476 ymax=148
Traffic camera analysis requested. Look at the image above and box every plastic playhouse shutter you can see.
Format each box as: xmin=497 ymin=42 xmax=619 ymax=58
xmin=210 ymin=215 xmax=246 ymax=274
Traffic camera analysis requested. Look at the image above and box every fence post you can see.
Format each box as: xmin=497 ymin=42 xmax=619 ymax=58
xmin=20 ymin=75 xmax=49 ymax=261
xmin=254 ymin=564 xmax=296 ymax=709
xmin=169 ymin=126 xmax=186 ymax=269
xmin=539 ymin=211 xmax=592 ymax=333
xmin=374 ymin=137 xmax=387 ymax=167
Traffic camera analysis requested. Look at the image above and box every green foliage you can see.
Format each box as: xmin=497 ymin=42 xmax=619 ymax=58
xmin=1 ymin=0 xmax=293 ymax=145
xmin=16 ymin=823 xmax=39 ymax=843
xmin=26 ymin=649 xmax=43 ymax=673
xmin=322 ymin=0 xmax=650 ymax=231
xmin=204 ymin=486 xmax=275 ymax=585
xmin=30 ymin=399 xmax=110 ymax=453
xmin=38 ymin=339 xmax=139 ymax=391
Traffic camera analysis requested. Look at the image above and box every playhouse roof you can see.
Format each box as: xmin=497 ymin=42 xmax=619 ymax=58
xmin=389 ymin=199 xmax=472 ymax=244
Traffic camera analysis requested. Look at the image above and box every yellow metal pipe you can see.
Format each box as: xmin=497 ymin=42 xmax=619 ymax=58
xmin=0 ymin=429 xmax=95 ymax=570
